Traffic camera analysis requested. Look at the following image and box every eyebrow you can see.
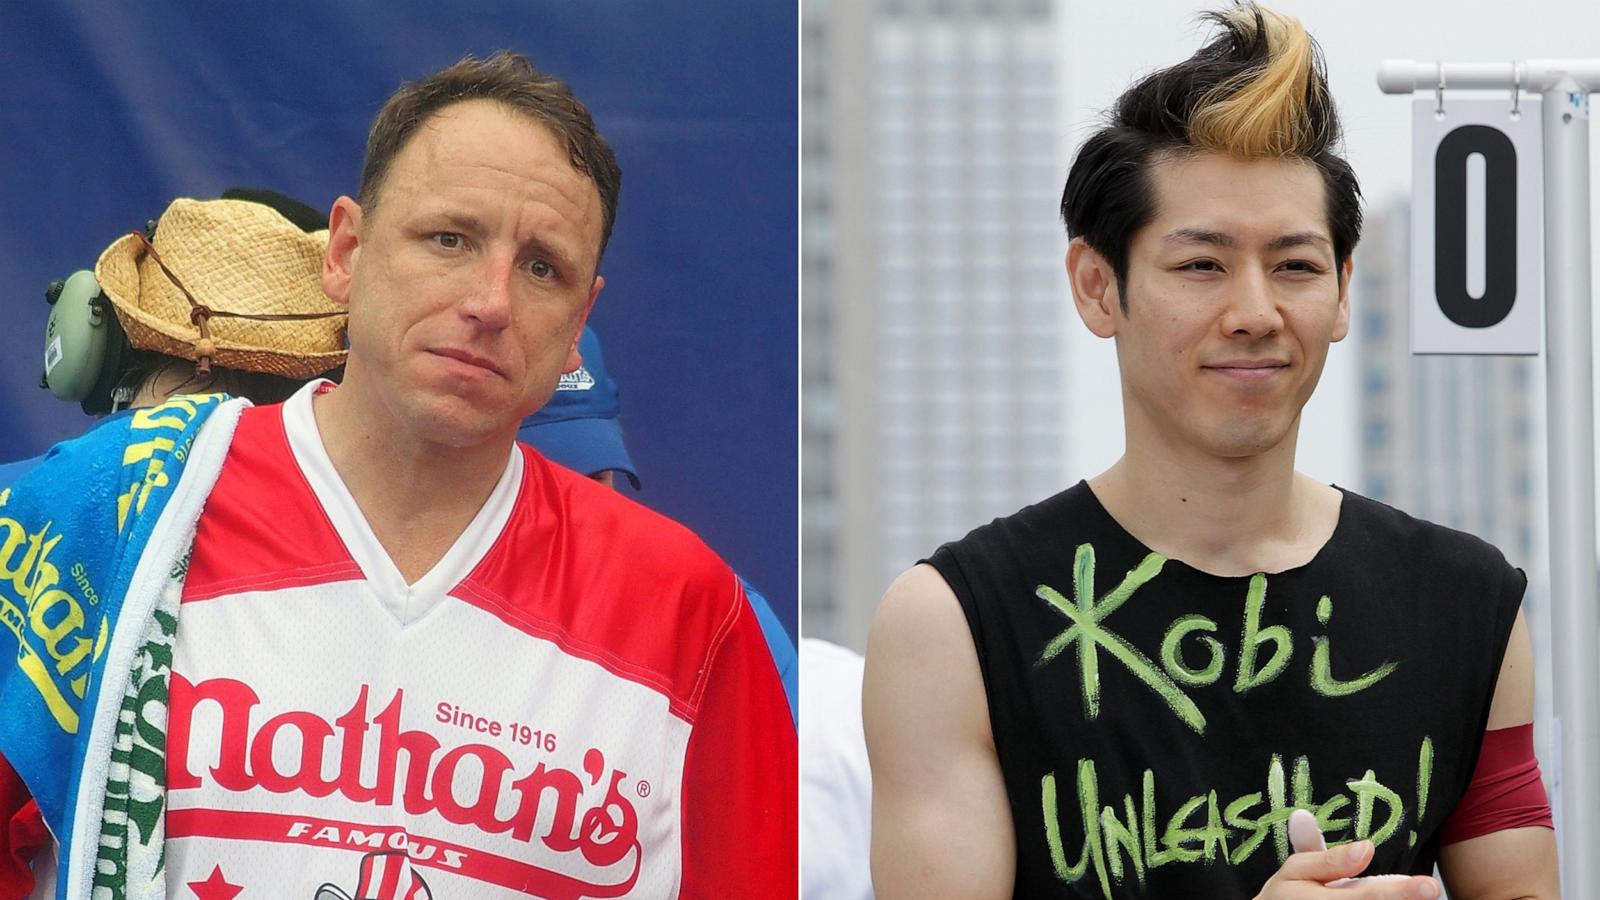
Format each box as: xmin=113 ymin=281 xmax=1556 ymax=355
xmin=1161 ymin=228 xmax=1332 ymax=252
xmin=1266 ymin=231 xmax=1332 ymax=251
xmin=435 ymin=210 xmax=487 ymax=236
xmin=1163 ymin=228 xmax=1235 ymax=248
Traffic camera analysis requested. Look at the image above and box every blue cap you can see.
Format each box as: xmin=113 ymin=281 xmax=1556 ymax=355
xmin=519 ymin=326 xmax=641 ymax=489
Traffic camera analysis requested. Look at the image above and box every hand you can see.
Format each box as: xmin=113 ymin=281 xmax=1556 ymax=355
xmin=1252 ymin=810 xmax=1442 ymax=899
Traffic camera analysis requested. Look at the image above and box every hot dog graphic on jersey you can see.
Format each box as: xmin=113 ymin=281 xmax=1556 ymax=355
xmin=315 ymin=851 xmax=433 ymax=900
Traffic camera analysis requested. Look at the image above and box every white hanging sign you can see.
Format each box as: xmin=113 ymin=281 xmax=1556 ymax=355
xmin=1409 ymin=95 xmax=1543 ymax=354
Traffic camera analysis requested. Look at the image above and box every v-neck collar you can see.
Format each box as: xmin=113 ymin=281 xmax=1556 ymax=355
xmin=281 ymin=380 xmax=524 ymax=625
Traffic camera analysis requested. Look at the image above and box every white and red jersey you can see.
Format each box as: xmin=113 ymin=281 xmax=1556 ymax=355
xmin=163 ymin=383 xmax=796 ymax=898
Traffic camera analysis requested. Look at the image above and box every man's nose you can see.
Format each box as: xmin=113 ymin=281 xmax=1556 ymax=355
xmin=460 ymin=256 xmax=515 ymax=329
xmin=1218 ymin=267 xmax=1284 ymax=338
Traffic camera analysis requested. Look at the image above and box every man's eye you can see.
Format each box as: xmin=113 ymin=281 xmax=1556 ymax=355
xmin=529 ymin=260 xmax=555 ymax=279
xmin=1279 ymin=260 xmax=1325 ymax=275
xmin=1181 ymin=259 xmax=1222 ymax=272
xmin=434 ymin=233 xmax=464 ymax=250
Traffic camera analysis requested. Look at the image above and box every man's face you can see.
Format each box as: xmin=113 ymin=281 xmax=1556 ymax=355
xmin=324 ymin=99 xmax=605 ymax=448
xmin=1081 ymin=152 xmax=1350 ymax=459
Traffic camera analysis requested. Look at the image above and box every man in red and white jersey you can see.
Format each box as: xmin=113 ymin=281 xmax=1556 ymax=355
xmin=3 ymin=50 xmax=795 ymax=899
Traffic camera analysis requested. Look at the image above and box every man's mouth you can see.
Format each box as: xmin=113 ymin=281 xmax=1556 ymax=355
xmin=429 ymin=347 xmax=505 ymax=378
xmin=1202 ymin=359 xmax=1289 ymax=382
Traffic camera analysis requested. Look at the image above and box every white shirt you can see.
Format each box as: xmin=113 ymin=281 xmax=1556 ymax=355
xmin=800 ymin=639 xmax=874 ymax=900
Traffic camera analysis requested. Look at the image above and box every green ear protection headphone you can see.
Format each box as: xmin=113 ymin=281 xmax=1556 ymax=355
xmin=39 ymin=188 xmax=326 ymax=417
xmin=41 ymin=268 xmax=133 ymax=417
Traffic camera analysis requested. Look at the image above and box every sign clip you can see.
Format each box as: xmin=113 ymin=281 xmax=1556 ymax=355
xmin=1436 ymin=62 xmax=1447 ymax=118
xmin=1511 ymin=62 xmax=1522 ymax=120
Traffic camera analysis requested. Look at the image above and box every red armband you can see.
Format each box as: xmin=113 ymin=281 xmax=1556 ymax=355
xmin=1438 ymin=722 xmax=1554 ymax=845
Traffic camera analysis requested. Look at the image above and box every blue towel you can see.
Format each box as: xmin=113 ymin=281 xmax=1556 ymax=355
xmin=0 ymin=410 xmax=138 ymax=491
xmin=0 ymin=394 xmax=236 ymax=898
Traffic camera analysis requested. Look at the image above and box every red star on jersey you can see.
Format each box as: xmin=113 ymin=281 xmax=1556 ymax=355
xmin=188 ymin=865 xmax=244 ymax=900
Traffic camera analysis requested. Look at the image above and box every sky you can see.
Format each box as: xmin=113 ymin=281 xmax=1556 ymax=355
xmin=1054 ymin=0 xmax=1600 ymax=486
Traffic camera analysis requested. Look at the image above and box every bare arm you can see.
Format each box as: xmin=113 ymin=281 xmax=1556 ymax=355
xmin=1436 ymin=611 xmax=1561 ymax=900
xmin=863 ymin=563 xmax=1014 ymax=899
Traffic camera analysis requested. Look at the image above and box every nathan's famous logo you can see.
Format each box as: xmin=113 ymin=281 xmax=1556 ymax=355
xmin=96 ymin=596 xmax=181 ymax=899
xmin=0 ymin=511 xmax=107 ymax=732
xmin=168 ymin=676 xmax=642 ymax=880
xmin=117 ymin=396 xmax=219 ymax=532
xmin=1036 ymin=543 xmax=1399 ymax=735
xmin=0 ymin=393 xmax=215 ymax=733
xmin=1041 ymin=738 xmax=1436 ymax=900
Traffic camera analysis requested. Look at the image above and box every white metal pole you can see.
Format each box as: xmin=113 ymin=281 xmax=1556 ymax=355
xmin=1541 ymin=75 xmax=1599 ymax=897
xmin=1378 ymin=59 xmax=1600 ymax=93
xmin=1380 ymin=60 xmax=1600 ymax=895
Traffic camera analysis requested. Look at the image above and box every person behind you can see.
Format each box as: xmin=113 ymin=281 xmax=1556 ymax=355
xmin=799 ymin=638 xmax=873 ymax=900
xmin=0 ymin=187 xmax=344 ymax=893
xmin=515 ymin=324 xmax=640 ymax=490
xmin=0 ymin=51 xmax=794 ymax=898
xmin=517 ymin=324 xmax=799 ymax=722
xmin=864 ymin=5 xmax=1557 ymax=899
xmin=0 ymin=188 xmax=343 ymax=489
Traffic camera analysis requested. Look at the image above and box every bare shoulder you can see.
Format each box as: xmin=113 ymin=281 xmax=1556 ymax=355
xmin=864 ymin=564 xmax=1015 ymax=898
xmin=868 ymin=565 xmax=977 ymax=672
xmin=865 ymin=564 xmax=992 ymax=742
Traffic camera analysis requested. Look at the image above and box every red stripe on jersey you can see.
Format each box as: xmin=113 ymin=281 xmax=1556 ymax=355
xmin=456 ymin=449 xmax=744 ymax=719
xmin=185 ymin=402 xmax=359 ymax=603
xmin=450 ymin=579 xmax=697 ymax=721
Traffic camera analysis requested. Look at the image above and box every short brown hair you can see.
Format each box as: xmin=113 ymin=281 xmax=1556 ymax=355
xmin=357 ymin=51 xmax=623 ymax=264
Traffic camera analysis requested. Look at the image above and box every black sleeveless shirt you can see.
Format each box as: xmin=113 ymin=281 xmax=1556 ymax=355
xmin=926 ymin=482 xmax=1524 ymax=899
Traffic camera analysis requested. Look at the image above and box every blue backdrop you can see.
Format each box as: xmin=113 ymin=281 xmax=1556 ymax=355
xmin=0 ymin=2 xmax=797 ymax=637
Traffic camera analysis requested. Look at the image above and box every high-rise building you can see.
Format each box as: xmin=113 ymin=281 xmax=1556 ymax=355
xmin=802 ymin=0 xmax=1067 ymax=650
xmin=1355 ymin=198 xmax=1553 ymax=768
xmin=1357 ymin=201 xmax=1543 ymax=565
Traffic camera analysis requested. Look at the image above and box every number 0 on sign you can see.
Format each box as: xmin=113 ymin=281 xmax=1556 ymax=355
xmin=1410 ymin=96 xmax=1543 ymax=355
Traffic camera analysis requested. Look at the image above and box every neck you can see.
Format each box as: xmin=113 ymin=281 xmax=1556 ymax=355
xmin=311 ymin=369 xmax=514 ymax=582
xmin=128 ymin=363 xmax=203 ymax=409
xmin=1090 ymin=409 xmax=1340 ymax=577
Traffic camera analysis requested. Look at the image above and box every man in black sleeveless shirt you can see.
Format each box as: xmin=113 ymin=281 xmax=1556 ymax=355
xmin=862 ymin=4 xmax=1559 ymax=899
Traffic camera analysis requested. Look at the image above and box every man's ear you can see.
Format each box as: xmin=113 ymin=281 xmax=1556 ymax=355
xmin=1331 ymin=255 xmax=1353 ymax=343
xmin=322 ymin=196 xmax=363 ymax=306
xmin=563 ymin=275 xmax=604 ymax=374
xmin=1067 ymin=238 xmax=1121 ymax=338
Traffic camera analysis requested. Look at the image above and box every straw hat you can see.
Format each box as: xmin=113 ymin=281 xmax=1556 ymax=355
xmin=94 ymin=197 xmax=347 ymax=379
